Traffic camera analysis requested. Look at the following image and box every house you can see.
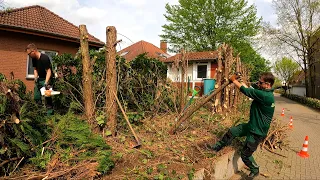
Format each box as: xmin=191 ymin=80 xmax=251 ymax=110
xmin=289 ymin=71 xmax=306 ymax=97
xmin=310 ymin=27 xmax=320 ymax=99
xmin=163 ymin=51 xmax=219 ymax=95
xmin=0 ymin=5 xmax=104 ymax=90
xmin=118 ymin=40 xmax=171 ymax=61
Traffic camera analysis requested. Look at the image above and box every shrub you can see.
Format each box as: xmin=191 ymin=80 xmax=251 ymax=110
xmin=281 ymin=93 xmax=320 ymax=110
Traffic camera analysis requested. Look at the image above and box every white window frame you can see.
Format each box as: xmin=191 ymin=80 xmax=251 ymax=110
xmin=26 ymin=50 xmax=58 ymax=79
xmin=193 ymin=62 xmax=211 ymax=81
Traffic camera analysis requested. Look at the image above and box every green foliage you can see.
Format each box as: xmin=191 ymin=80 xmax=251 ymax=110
xmin=281 ymin=93 xmax=320 ymax=110
xmin=53 ymin=51 xmax=177 ymax=125
xmin=161 ymin=0 xmax=261 ymax=52
xmin=273 ymin=57 xmax=300 ymax=85
xmin=161 ymin=0 xmax=270 ymax=82
xmin=272 ymin=77 xmax=283 ymax=89
xmin=0 ymin=78 xmax=48 ymax=175
xmin=0 ymin=73 xmax=6 ymax=82
xmin=30 ymin=114 xmax=114 ymax=174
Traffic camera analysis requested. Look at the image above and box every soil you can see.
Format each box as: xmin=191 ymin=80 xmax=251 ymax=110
xmin=103 ymin=108 xmax=241 ymax=180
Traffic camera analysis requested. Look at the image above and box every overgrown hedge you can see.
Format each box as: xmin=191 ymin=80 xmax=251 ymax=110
xmin=281 ymin=93 xmax=320 ymax=110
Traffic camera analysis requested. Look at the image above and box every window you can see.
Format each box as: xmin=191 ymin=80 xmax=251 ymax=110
xmin=197 ymin=64 xmax=207 ymax=79
xmin=26 ymin=50 xmax=58 ymax=79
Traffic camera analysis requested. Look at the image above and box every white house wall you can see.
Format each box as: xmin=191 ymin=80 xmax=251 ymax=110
xmin=167 ymin=61 xmax=212 ymax=90
xmin=289 ymin=86 xmax=306 ymax=97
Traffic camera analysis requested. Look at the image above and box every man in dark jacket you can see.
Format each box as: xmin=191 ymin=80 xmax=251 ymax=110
xmin=26 ymin=43 xmax=54 ymax=115
xmin=208 ymin=72 xmax=275 ymax=179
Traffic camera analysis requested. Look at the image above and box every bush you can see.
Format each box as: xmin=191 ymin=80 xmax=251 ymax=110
xmin=0 ymin=78 xmax=48 ymax=176
xmin=30 ymin=113 xmax=114 ymax=175
xmin=53 ymin=51 xmax=178 ymax=125
xmin=281 ymin=93 xmax=320 ymax=110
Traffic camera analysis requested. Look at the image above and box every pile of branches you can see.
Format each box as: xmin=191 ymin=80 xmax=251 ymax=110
xmin=261 ymin=118 xmax=289 ymax=157
xmin=0 ymin=75 xmax=48 ymax=176
xmin=0 ymin=74 xmax=114 ymax=178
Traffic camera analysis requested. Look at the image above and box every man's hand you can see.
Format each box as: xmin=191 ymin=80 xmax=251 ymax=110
xmin=34 ymin=77 xmax=38 ymax=83
xmin=229 ymin=72 xmax=242 ymax=82
xmin=44 ymin=83 xmax=51 ymax=90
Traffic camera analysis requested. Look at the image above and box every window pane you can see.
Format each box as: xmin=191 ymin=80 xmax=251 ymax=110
xmin=28 ymin=57 xmax=34 ymax=75
xmin=197 ymin=65 xmax=207 ymax=78
xmin=43 ymin=51 xmax=57 ymax=62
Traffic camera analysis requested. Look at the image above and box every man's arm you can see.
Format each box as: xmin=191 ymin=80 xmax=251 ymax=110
xmin=34 ymin=68 xmax=38 ymax=80
xmin=45 ymin=68 xmax=51 ymax=85
xmin=230 ymin=77 xmax=264 ymax=102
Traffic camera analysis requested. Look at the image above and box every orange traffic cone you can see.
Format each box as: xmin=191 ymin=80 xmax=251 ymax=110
xmin=297 ymin=136 xmax=310 ymax=158
xmin=281 ymin=108 xmax=285 ymax=116
xmin=289 ymin=117 xmax=293 ymax=129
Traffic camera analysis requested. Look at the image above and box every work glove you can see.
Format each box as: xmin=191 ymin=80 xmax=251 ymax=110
xmin=44 ymin=83 xmax=51 ymax=90
xmin=229 ymin=72 xmax=242 ymax=82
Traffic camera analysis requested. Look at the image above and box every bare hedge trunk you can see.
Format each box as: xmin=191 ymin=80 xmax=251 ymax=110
xmin=79 ymin=25 xmax=95 ymax=125
xmin=105 ymin=26 xmax=118 ymax=136
xmin=214 ymin=46 xmax=223 ymax=113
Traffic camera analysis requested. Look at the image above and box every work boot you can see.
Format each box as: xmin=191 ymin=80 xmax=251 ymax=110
xmin=247 ymin=170 xmax=259 ymax=179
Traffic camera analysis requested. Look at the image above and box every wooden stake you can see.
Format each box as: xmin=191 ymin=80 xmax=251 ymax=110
xmin=106 ymin=26 xmax=118 ymax=136
xmin=180 ymin=49 xmax=186 ymax=113
xmin=79 ymin=25 xmax=95 ymax=125
xmin=214 ymin=46 xmax=223 ymax=113
xmin=169 ymin=80 xmax=232 ymax=134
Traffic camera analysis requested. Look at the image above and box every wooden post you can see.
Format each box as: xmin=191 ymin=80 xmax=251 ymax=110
xmin=106 ymin=26 xmax=118 ymax=136
xmin=214 ymin=45 xmax=223 ymax=113
xmin=169 ymin=80 xmax=233 ymax=134
xmin=180 ymin=49 xmax=186 ymax=113
xmin=234 ymin=55 xmax=241 ymax=107
xmin=79 ymin=25 xmax=95 ymax=125
xmin=223 ymin=45 xmax=233 ymax=112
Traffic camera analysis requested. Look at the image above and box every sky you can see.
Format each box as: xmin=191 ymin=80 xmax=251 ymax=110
xmin=3 ymin=0 xmax=277 ymax=56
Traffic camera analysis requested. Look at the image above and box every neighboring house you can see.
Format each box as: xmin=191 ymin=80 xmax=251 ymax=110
xmin=163 ymin=51 xmax=219 ymax=95
xmin=0 ymin=5 xmax=104 ymax=90
xmin=117 ymin=40 xmax=171 ymax=61
xmin=289 ymin=71 xmax=306 ymax=97
xmin=310 ymin=27 xmax=320 ymax=99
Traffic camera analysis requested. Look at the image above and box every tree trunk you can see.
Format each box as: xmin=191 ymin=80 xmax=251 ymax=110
xmin=169 ymin=80 xmax=232 ymax=134
xmin=303 ymin=57 xmax=309 ymax=97
xmin=223 ymin=45 xmax=230 ymax=112
xmin=214 ymin=46 xmax=223 ymax=113
xmin=180 ymin=49 xmax=186 ymax=113
xmin=79 ymin=25 xmax=95 ymax=126
xmin=105 ymin=26 xmax=118 ymax=136
xmin=234 ymin=55 xmax=241 ymax=107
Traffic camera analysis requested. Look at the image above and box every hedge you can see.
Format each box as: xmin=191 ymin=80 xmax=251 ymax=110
xmin=281 ymin=93 xmax=320 ymax=110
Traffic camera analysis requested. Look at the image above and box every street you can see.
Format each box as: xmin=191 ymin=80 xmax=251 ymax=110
xmin=232 ymin=93 xmax=320 ymax=180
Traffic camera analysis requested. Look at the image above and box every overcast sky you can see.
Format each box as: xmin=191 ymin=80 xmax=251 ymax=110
xmin=3 ymin=0 xmax=276 ymax=55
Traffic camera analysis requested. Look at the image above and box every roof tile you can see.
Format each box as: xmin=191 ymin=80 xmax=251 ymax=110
xmin=164 ymin=51 xmax=219 ymax=62
xmin=118 ymin=40 xmax=171 ymax=61
xmin=0 ymin=5 xmax=104 ymax=46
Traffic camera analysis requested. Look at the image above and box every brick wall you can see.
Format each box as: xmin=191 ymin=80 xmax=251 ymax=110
xmin=0 ymin=30 xmax=79 ymax=91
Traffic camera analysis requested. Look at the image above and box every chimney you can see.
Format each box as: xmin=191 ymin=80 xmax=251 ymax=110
xmin=160 ymin=40 xmax=167 ymax=53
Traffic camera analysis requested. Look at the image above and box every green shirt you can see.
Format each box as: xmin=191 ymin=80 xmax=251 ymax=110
xmin=240 ymin=86 xmax=275 ymax=136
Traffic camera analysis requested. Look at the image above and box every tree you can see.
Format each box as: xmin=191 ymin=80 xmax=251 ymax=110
xmin=160 ymin=0 xmax=271 ymax=81
xmin=273 ymin=57 xmax=300 ymax=93
xmin=161 ymin=0 xmax=261 ymax=53
xmin=265 ymin=0 xmax=320 ymax=97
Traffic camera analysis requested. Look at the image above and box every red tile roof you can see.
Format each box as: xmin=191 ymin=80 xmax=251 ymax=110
xmin=164 ymin=51 xmax=219 ymax=62
xmin=118 ymin=40 xmax=171 ymax=61
xmin=0 ymin=5 xmax=104 ymax=47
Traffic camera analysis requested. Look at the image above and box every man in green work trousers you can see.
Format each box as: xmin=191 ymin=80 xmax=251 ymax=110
xmin=208 ymin=72 xmax=275 ymax=179
xmin=26 ymin=43 xmax=54 ymax=115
